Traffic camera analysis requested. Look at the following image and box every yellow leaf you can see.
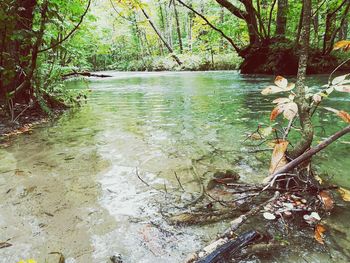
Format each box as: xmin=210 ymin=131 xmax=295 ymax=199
xmin=17 ymin=259 xmax=37 ymax=263
xmin=333 ymin=40 xmax=350 ymax=51
xmin=314 ymin=224 xmax=326 ymax=244
xmin=338 ymin=187 xmax=350 ymax=201
xmin=269 ymin=140 xmax=289 ymax=174
xmin=315 ymin=175 xmax=323 ymax=184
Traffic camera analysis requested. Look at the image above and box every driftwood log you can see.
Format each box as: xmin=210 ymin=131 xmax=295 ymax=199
xmin=186 ymin=230 xmax=262 ymax=263
xmin=62 ymin=71 xmax=112 ymax=79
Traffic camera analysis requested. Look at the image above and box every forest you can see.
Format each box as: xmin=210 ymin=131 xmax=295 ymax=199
xmin=0 ymin=0 xmax=350 ymax=263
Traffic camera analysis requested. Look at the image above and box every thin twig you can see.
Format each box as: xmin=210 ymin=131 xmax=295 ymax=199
xmin=135 ymin=167 xmax=150 ymax=187
xmin=174 ymin=171 xmax=185 ymax=191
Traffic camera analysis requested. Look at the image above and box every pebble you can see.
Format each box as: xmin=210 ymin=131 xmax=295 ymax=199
xmin=284 ymin=211 xmax=292 ymax=217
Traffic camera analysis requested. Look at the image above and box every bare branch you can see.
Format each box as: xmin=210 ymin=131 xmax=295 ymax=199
xmin=176 ymin=0 xmax=242 ymax=54
xmin=215 ymin=0 xmax=247 ymax=19
xmin=38 ymin=0 xmax=91 ymax=53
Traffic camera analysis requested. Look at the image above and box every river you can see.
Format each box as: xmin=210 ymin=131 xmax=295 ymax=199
xmin=0 ymin=71 xmax=349 ymax=262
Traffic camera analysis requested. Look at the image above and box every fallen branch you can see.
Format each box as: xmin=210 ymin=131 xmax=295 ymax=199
xmin=185 ymin=230 xmax=262 ymax=263
xmin=265 ymin=125 xmax=350 ymax=186
xmin=0 ymin=239 xmax=12 ymax=249
xmin=220 ymin=191 xmax=280 ymax=238
xmin=62 ymin=71 xmax=112 ymax=79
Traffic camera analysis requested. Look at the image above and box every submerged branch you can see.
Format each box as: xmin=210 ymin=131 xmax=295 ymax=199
xmin=62 ymin=71 xmax=112 ymax=79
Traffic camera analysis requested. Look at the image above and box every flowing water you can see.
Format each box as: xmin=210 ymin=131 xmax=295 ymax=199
xmin=0 ymin=71 xmax=349 ymax=263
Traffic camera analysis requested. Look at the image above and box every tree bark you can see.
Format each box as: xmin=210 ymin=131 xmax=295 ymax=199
xmin=338 ymin=17 xmax=348 ymax=40
xmin=5 ymin=0 xmax=37 ymax=102
xmin=267 ymin=0 xmax=277 ymax=38
xmin=327 ymin=1 xmax=350 ymax=53
xmin=215 ymin=0 xmax=260 ymax=45
xmin=12 ymin=0 xmax=49 ymax=101
xmin=289 ymin=0 xmax=313 ymax=159
xmin=276 ymin=0 xmax=288 ymax=37
xmin=173 ymin=0 xmax=183 ymax=53
xmin=322 ymin=0 xmax=348 ymax=54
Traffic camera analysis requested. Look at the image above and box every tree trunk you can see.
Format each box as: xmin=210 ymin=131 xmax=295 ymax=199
xmin=187 ymin=1 xmax=194 ymax=51
xmin=289 ymin=0 xmax=313 ymax=159
xmin=6 ymin=0 xmax=37 ymax=102
xmin=267 ymin=0 xmax=277 ymax=38
xmin=140 ymin=7 xmax=182 ymax=65
xmin=294 ymin=3 xmax=304 ymax=46
xmin=219 ymin=7 xmax=225 ymax=51
xmin=339 ymin=18 xmax=348 ymax=40
xmin=241 ymin=0 xmax=260 ymax=45
xmin=215 ymin=0 xmax=260 ymax=45
xmin=173 ymin=0 xmax=183 ymax=53
xmin=312 ymin=0 xmax=320 ymax=47
xmin=323 ymin=8 xmax=337 ymax=54
xmin=322 ymin=0 xmax=348 ymax=54
xmin=13 ymin=0 xmax=49 ymax=102
xmin=276 ymin=0 xmax=288 ymax=37
xmin=327 ymin=1 xmax=350 ymax=53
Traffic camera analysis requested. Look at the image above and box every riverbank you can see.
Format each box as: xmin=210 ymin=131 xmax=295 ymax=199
xmin=0 ymin=105 xmax=65 ymax=143
xmin=103 ymin=53 xmax=242 ymax=71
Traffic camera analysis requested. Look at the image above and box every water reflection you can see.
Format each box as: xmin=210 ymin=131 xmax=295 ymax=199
xmin=1 ymin=71 xmax=349 ymax=262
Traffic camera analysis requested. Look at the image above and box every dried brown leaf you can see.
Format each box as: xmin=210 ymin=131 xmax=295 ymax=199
xmin=269 ymin=140 xmax=289 ymax=174
xmin=274 ymin=76 xmax=288 ymax=89
xmin=270 ymin=105 xmax=283 ymax=121
xmin=337 ymin=111 xmax=350 ymax=123
xmin=318 ymin=191 xmax=334 ymax=211
xmin=314 ymin=224 xmax=326 ymax=244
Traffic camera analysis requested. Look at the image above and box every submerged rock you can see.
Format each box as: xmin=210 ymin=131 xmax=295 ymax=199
xmin=207 ymin=170 xmax=240 ymax=190
xmin=110 ymin=253 xmax=123 ymax=263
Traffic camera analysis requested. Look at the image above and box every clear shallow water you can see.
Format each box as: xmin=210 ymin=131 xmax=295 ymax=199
xmin=0 ymin=71 xmax=349 ymax=262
